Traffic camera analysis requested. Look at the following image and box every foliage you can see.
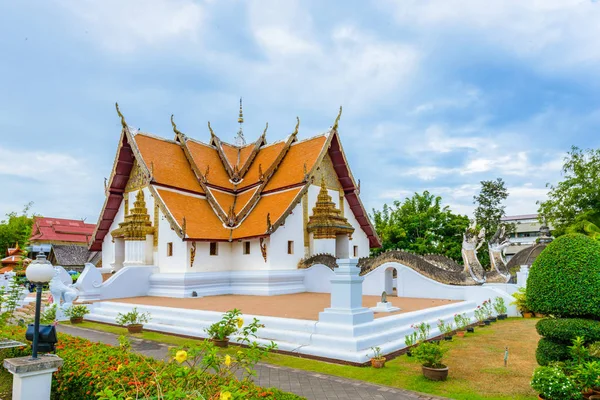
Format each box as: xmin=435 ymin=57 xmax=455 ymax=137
xmin=530 ymin=365 xmax=581 ymax=400
xmin=410 ymin=322 xmax=430 ymax=343
xmin=453 ymin=313 xmax=470 ymax=331
xmin=527 ymin=234 xmax=600 ymax=318
xmin=437 ymin=319 xmax=453 ymax=336
xmin=0 ymin=274 xmax=23 ymax=327
xmin=536 ymin=318 xmax=600 ymax=344
xmin=474 ymin=307 xmax=486 ymax=323
xmin=371 ymin=191 xmax=469 ymax=262
xmin=115 ymin=307 xmax=151 ymax=326
xmin=0 ymin=203 xmax=36 ymax=260
xmin=370 ymin=346 xmax=383 ymax=360
xmin=473 ymin=178 xmax=509 ymax=268
xmin=71 ymin=273 xmax=81 ymax=283
xmin=510 ymin=287 xmax=531 ymax=314
xmin=538 ymin=146 xmax=600 ymax=235
xmin=41 ymin=304 xmax=58 ymax=324
xmin=206 ymin=309 xmax=244 ymax=341
xmin=0 ymin=321 xmax=300 ymax=400
xmin=64 ymin=305 xmax=89 ymax=319
xmin=493 ymin=297 xmax=507 ymax=315
xmin=404 ymin=331 xmax=417 ymax=348
xmin=412 ymin=342 xmax=447 ymax=369
xmin=536 ymin=338 xmax=572 ymax=366
xmin=571 ymin=361 xmax=600 ymax=392
xmin=480 ymin=299 xmax=493 ymax=319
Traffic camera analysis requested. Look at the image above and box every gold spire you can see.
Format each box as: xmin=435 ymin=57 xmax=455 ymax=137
xmin=306 ymin=177 xmax=354 ymax=239
xmin=238 ymin=97 xmax=244 ymax=124
xmin=111 ymin=190 xmax=155 ymax=240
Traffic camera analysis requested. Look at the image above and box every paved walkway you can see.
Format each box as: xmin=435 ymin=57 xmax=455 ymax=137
xmin=57 ymin=325 xmax=449 ymax=400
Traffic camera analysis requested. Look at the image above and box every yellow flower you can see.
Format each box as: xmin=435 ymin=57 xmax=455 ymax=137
xmin=237 ymin=317 xmax=244 ymax=328
xmin=174 ymin=350 xmax=188 ymax=364
xmin=117 ymin=364 xmax=123 ymax=372
xmin=224 ymin=354 xmax=232 ymax=367
xmin=220 ymin=391 xmax=232 ymax=400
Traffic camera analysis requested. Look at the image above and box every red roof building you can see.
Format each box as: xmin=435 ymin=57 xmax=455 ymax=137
xmin=0 ymin=243 xmax=31 ymax=273
xmin=29 ymin=217 xmax=96 ymax=246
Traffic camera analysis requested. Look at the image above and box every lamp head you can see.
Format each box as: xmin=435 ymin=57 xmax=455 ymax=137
xmin=26 ymin=253 xmax=55 ymax=284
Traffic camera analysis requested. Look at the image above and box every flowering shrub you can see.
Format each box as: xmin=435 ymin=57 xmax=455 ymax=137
xmin=410 ymin=322 xmax=431 ymax=343
xmin=64 ymin=304 xmax=89 ymax=319
xmin=115 ymin=307 xmax=151 ymax=326
xmin=206 ymin=309 xmax=244 ymax=341
xmin=531 ymin=366 xmax=580 ymax=400
xmin=481 ymin=299 xmax=493 ymax=319
xmin=437 ymin=320 xmax=453 ymax=336
xmin=474 ymin=306 xmax=486 ymax=322
xmin=493 ymin=297 xmax=507 ymax=315
xmin=453 ymin=313 xmax=470 ymax=331
xmin=0 ymin=321 xmax=303 ymax=400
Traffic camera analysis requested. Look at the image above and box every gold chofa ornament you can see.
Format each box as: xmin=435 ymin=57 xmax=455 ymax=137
xmin=111 ymin=190 xmax=155 ymax=241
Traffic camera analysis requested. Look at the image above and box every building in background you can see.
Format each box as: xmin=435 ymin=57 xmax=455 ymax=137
xmin=501 ymin=214 xmax=551 ymax=261
xmin=0 ymin=243 xmax=31 ymax=274
xmin=29 ymin=217 xmax=101 ymax=271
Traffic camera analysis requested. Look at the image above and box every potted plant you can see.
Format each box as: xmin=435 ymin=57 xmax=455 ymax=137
xmin=511 ymin=287 xmax=534 ymax=318
xmin=437 ymin=319 xmax=454 ymax=341
xmin=205 ymin=308 xmax=243 ymax=348
xmin=493 ymin=297 xmax=508 ymax=320
xmin=571 ymin=361 xmax=600 ymax=399
xmin=64 ymin=304 xmax=89 ymax=324
xmin=481 ymin=299 xmax=495 ymax=322
xmin=474 ymin=307 xmax=487 ymax=326
xmin=116 ymin=307 xmax=151 ymax=334
xmin=404 ymin=331 xmax=417 ymax=356
xmin=412 ymin=342 xmax=449 ymax=381
xmin=453 ymin=313 xmax=469 ymax=337
xmin=531 ymin=366 xmax=581 ymax=400
xmin=370 ymin=346 xmax=386 ymax=368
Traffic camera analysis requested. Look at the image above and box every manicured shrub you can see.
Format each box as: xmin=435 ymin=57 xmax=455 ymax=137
xmin=536 ymin=338 xmax=572 ymax=366
xmin=527 ymin=234 xmax=600 ymax=318
xmin=536 ymin=318 xmax=600 ymax=344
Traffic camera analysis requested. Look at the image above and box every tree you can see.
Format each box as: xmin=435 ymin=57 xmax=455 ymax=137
xmin=371 ymin=191 xmax=469 ymax=262
xmin=0 ymin=203 xmax=36 ymax=258
xmin=538 ymin=146 xmax=600 ymax=236
xmin=473 ymin=178 xmax=509 ymax=269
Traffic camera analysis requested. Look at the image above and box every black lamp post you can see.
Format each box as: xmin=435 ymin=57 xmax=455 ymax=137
xmin=25 ymin=253 xmax=55 ymax=359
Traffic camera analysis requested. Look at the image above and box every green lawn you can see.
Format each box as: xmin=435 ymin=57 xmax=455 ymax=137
xmin=0 ymin=368 xmax=12 ymax=399
xmin=67 ymin=318 xmax=540 ymax=400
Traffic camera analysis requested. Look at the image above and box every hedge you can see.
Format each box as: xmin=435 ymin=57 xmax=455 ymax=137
xmin=527 ymin=234 xmax=600 ymax=318
xmin=0 ymin=326 xmax=304 ymax=400
xmin=536 ymin=318 xmax=600 ymax=344
xmin=536 ymin=337 xmax=571 ymax=366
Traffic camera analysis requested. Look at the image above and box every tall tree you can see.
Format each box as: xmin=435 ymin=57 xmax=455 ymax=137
xmin=538 ymin=146 xmax=600 ymax=236
xmin=473 ymin=178 xmax=509 ymax=269
xmin=0 ymin=203 xmax=36 ymax=257
xmin=371 ymin=191 xmax=469 ymax=262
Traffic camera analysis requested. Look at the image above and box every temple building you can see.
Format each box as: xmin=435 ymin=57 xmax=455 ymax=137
xmin=88 ymin=102 xmax=380 ymax=297
xmin=0 ymin=243 xmax=31 ymax=274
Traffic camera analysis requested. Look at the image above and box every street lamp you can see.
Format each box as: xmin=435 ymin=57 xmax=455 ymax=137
xmin=25 ymin=252 xmax=55 ymax=359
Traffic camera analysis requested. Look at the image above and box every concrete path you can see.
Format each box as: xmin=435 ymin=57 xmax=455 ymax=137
xmin=57 ymin=325 xmax=449 ymax=400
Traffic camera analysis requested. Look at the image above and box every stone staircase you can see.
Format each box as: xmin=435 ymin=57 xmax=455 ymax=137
xmin=10 ymin=292 xmax=51 ymax=324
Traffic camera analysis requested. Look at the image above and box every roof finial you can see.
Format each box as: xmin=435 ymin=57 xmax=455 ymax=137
xmin=235 ymin=98 xmax=246 ymax=146
xmin=332 ymin=106 xmax=342 ymax=131
xmin=208 ymin=121 xmax=216 ymax=138
xmin=171 ymin=114 xmax=183 ymax=137
xmin=292 ymin=117 xmax=300 ymax=137
xmin=115 ymin=102 xmax=127 ymax=129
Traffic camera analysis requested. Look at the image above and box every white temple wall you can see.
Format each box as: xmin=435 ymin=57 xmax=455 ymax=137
xmin=157 ymin=209 xmax=187 ymax=273
xmin=343 ymin=199 xmax=370 ymax=258
xmin=230 ymin=239 xmax=270 ymax=271
xmin=190 ymin=241 xmax=232 ymax=272
xmin=269 ymin=202 xmax=305 ymax=270
xmin=101 ymin=200 xmax=125 ymax=269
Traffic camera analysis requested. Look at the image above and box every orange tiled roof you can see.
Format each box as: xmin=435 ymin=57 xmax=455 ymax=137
xmin=136 ymin=134 xmax=204 ymax=194
xmin=91 ymin=115 xmax=380 ymax=247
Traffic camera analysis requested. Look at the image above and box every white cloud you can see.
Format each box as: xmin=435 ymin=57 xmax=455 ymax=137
xmin=58 ymin=0 xmax=204 ymax=53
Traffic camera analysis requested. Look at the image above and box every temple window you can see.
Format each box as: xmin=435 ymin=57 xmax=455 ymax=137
xmin=243 ymin=241 xmax=251 ymax=255
xmin=353 ymin=245 xmax=358 ymax=257
xmin=287 ymin=241 xmax=294 ymax=255
xmin=210 ymin=242 xmax=218 ymax=256
xmin=167 ymin=242 xmax=173 ymax=257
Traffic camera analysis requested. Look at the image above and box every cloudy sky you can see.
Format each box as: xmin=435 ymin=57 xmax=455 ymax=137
xmin=1 ymin=0 xmax=600 ymax=223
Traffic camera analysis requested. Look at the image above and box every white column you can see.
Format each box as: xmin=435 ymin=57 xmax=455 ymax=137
xmin=318 ymin=258 xmax=374 ymax=325
xmin=123 ymin=240 xmax=146 ymax=267
xmin=313 ymin=238 xmax=336 ymax=255
xmin=4 ymin=356 xmax=63 ymax=400
xmin=516 ymin=264 xmax=530 ymax=287
xmin=111 ymin=238 xmax=125 ymax=271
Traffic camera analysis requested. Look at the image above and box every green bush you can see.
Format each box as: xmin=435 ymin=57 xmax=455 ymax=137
xmin=536 ymin=338 xmax=571 ymax=366
xmin=536 ymin=318 xmax=600 ymax=344
xmin=527 ymin=234 xmax=600 ymax=318
xmin=531 ymin=365 xmax=581 ymax=400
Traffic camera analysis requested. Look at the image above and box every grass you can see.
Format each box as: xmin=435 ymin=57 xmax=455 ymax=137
xmin=0 ymin=368 xmax=11 ymax=399
xmin=66 ymin=317 xmax=540 ymax=400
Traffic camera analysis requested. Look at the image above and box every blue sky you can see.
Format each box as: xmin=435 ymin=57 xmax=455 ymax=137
xmin=1 ymin=0 xmax=600 ymax=223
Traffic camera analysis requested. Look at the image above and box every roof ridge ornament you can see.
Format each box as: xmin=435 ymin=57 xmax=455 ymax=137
xmin=235 ymin=97 xmax=246 ymax=146
xmin=171 ymin=114 xmax=185 ymax=138
xmin=332 ymin=106 xmax=342 ymax=132
xmin=115 ymin=102 xmax=127 ymax=130
xmin=261 ymin=122 xmax=268 ymax=144
xmin=292 ymin=117 xmax=300 ymax=137
xmin=208 ymin=121 xmax=216 ymax=138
